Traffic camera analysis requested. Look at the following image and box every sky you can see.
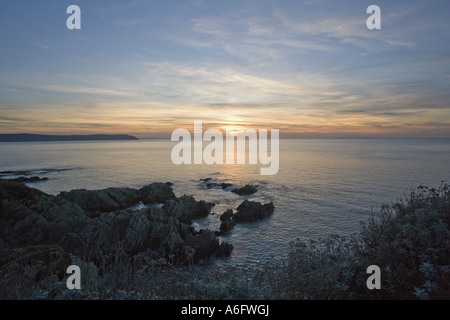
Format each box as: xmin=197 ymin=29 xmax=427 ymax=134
xmin=0 ymin=0 xmax=450 ymax=138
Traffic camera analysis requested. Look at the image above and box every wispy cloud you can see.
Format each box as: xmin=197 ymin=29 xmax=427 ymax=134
xmin=32 ymin=41 xmax=87 ymax=62
xmin=1 ymin=1 xmax=449 ymax=137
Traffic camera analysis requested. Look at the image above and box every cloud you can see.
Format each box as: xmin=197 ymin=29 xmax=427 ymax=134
xmin=32 ymin=41 xmax=86 ymax=62
xmin=3 ymin=83 xmax=134 ymax=98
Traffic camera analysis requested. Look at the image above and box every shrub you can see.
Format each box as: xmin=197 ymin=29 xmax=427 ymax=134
xmin=278 ymin=182 xmax=450 ymax=300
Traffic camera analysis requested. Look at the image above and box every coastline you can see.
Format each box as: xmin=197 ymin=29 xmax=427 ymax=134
xmin=1 ymin=178 xmax=448 ymax=300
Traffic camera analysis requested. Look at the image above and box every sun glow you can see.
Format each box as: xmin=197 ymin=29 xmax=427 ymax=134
xmin=221 ymin=125 xmax=248 ymax=135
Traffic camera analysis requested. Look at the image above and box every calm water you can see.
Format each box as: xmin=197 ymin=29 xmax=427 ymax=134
xmin=1 ymin=139 xmax=450 ymax=269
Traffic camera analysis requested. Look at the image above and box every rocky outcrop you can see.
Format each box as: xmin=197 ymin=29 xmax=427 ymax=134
xmin=0 ymin=179 xmax=231 ymax=267
xmin=58 ymin=187 xmax=140 ymax=213
xmin=234 ymin=200 xmax=274 ymax=223
xmin=219 ymin=218 xmax=236 ymax=235
xmin=1 ymin=180 xmax=89 ymax=247
xmin=0 ymin=178 xmax=45 ymax=203
xmin=231 ymin=185 xmax=257 ymax=196
xmin=200 ymin=179 xmax=257 ymax=196
xmin=220 ymin=209 xmax=234 ymax=222
xmin=184 ymin=229 xmax=233 ymax=261
xmin=165 ymin=195 xmax=215 ymax=220
xmin=57 ymin=182 xmax=176 ymax=213
xmin=217 ymin=200 xmax=275 ymax=235
xmin=8 ymin=176 xmax=48 ymax=183
xmin=139 ymin=182 xmax=176 ymax=204
xmin=217 ymin=209 xmax=236 ymax=235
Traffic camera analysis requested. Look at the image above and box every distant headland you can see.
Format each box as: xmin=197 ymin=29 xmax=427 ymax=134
xmin=0 ymin=134 xmax=139 ymax=142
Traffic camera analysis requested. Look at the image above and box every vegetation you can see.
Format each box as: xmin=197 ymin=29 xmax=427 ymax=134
xmin=272 ymin=182 xmax=450 ymax=300
xmin=1 ymin=183 xmax=449 ymax=300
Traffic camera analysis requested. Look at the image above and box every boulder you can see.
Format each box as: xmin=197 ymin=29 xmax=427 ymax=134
xmin=219 ymin=219 xmax=236 ymax=235
xmin=221 ymin=183 xmax=233 ymax=190
xmin=220 ymin=209 xmax=234 ymax=222
xmin=234 ymin=200 xmax=274 ymax=223
xmin=231 ymin=184 xmax=257 ymax=196
xmin=184 ymin=229 xmax=220 ymax=261
xmin=217 ymin=242 xmax=234 ymax=258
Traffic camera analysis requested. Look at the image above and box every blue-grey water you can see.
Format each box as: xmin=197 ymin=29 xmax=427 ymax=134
xmin=1 ymin=139 xmax=449 ymax=269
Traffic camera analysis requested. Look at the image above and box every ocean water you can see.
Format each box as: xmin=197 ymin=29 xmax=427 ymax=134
xmin=1 ymin=138 xmax=450 ymax=269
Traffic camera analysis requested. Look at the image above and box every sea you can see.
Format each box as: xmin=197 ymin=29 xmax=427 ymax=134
xmin=1 ymin=138 xmax=449 ymax=270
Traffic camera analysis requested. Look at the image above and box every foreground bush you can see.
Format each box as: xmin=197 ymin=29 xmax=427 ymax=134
xmin=275 ymin=183 xmax=450 ymax=300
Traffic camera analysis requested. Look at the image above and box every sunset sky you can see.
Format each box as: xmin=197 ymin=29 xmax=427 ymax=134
xmin=1 ymin=0 xmax=450 ymax=138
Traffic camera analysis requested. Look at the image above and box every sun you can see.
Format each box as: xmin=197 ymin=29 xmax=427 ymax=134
xmin=221 ymin=125 xmax=248 ymax=135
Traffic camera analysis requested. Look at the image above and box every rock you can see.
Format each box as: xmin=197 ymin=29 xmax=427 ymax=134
xmin=58 ymin=187 xmax=140 ymax=212
xmin=185 ymin=229 xmax=223 ymax=261
xmin=221 ymin=183 xmax=233 ymax=190
xmin=139 ymin=182 xmax=176 ymax=204
xmin=204 ymin=182 xmax=233 ymax=190
xmin=231 ymin=185 xmax=257 ymax=196
xmin=220 ymin=209 xmax=234 ymax=221
xmin=234 ymin=200 xmax=274 ymax=223
xmin=161 ymin=231 xmax=184 ymax=254
xmin=200 ymin=179 xmax=258 ymax=196
xmin=8 ymin=176 xmax=48 ymax=183
xmin=0 ymin=179 xmax=45 ymax=204
xmin=217 ymin=242 xmax=233 ymax=258
xmin=1 ymin=180 xmax=89 ymax=248
xmin=218 ymin=209 xmax=236 ymax=235
xmin=219 ymin=219 xmax=236 ymax=235
xmin=0 ymin=179 xmax=231 ymax=267
xmin=165 ymin=195 xmax=214 ymax=220
xmin=123 ymin=210 xmax=151 ymax=252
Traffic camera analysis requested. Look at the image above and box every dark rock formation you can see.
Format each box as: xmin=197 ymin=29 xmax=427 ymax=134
xmin=8 ymin=176 xmax=48 ymax=183
xmin=58 ymin=187 xmax=140 ymax=213
xmin=234 ymin=200 xmax=275 ymax=223
xmin=0 ymin=179 xmax=230 ymax=267
xmin=185 ymin=229 xmax=222 ymax=261
xmin=200 ymin=178 xmax=257 ymax=196
xmin=166 ymin=195 xmax=215 ymax=220
xmin=219 ymin=218 xmax=236 ymax=235
xmin=221 ymin=183 xmax=233 ymax=190
xmin=220 ymin=209 xmax=234 ymax=222
xmin=139 ymin=182 xmax=176 ymax=204
xmin=231 ymin=185 xmax=257 ymax=196
xmin=1 ymin=180 xmax=89 ymax=247
xmin=57 ymin=182 xmax=176 ymax=213
xmin=217 ymin=242 xmax=233 ymax=257
xmin=217 ymin=209 xmax=236 ymax=235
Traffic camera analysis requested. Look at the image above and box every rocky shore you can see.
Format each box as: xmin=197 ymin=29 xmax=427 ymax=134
xmin=0 ymin=178 xmax=274 ymax=290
